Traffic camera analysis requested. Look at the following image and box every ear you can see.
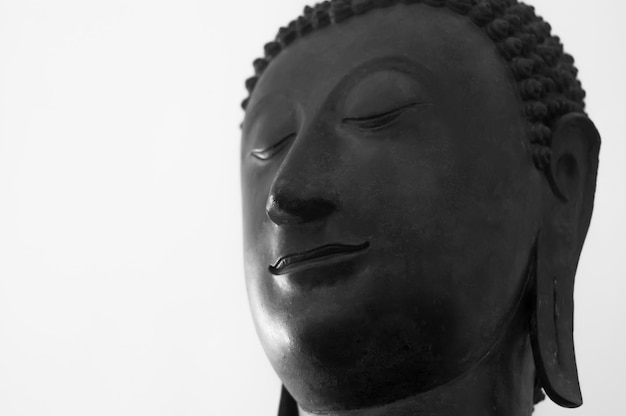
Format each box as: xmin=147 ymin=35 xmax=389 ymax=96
xmin=531 ymin=113 xmax=600 ymax=408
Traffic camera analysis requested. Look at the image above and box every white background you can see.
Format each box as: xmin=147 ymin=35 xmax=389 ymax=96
xmin=0 ymin=0 xmax=623 ymax=415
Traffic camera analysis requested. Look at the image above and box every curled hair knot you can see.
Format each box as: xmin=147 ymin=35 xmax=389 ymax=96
xmin=264 ymin=41 xmax=281 ymax=59
xmin=446 ymin=0 xmax=473 ymax=14
xmin=352 ymin=0 xmax=375 ymax=14
xmin=562 ymin=53 xmax=575 ymax=65
xmin=566 ymin=88 xmax=586 ymax=103
xmin=530 ymin=123 xmax=552 ymax=145
xmin=317 ymin=1 xmax=332 ymax=11
xmin=527 ymin=20 xmax=551 ymax=41
xmin=485 ymin=0 xmax=507 ymax=15
xmin=277 ymin=26 xmax=298 ymax=46
xmin=296 ymin=16 xmax=314 ymax=36
xmin=546 ymin=97 xmax=566 ymax=117
xmin=535 ymin=75 xmax=556 ymax=94
xmin=499 ymin=37 xmax=523 ymax=59
xmin=537 ymin=43 xmax=563 ymax=66
xmin=313 ymin=9 xmax=332 ymax=28
xmin=424 ymin=0 xmax=446 ymax=7
xmin=525 ymin=101 xmax=549 ymax=121
xmin=374 ymin=0 xmax=397 ymax=7
xmin=554 ymin=67 xmax=577 ymax=90
xmin=245 ymin=76 xmax=258 ymax=93
xmin=253 ymin=58 xmax=268 ymax=75
xmin=503 ymin=13 xmax=523 ymax=31
xmin=469 ymin=2 xmax=494 ymax=26
xmin=487 ymin=18 xmax=512 ymax=41
xmin=533 ymin=146 xmax=551 ymax=170
xmin=517 ymin=33 xmax=537 ymax=54
xmin=511 ymin=57 xmax=535 ymax=79
xmin=507 ymin=4 xmax=535 ymax=24
xmin=331 ymin=0 xmax=354 ymax=22
xmin=520 ymin=78 xmax=544 ymax=100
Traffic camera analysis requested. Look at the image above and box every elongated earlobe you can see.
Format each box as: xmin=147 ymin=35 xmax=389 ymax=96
xmin=530 ymin=230 xmax=582 ymax=408
xmin=530 ymin=113 xmax=600 ymax=408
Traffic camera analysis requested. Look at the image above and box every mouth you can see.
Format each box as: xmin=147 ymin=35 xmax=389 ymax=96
xmin=269 ymin=241 xmax=370 ymax=276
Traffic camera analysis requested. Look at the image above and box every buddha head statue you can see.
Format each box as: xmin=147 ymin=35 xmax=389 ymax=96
xmin=239 ymin=1 xmax=601 ymax=415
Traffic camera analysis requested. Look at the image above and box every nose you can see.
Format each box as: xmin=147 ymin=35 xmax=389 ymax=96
xmin=266 ymin=190 xmax=336 ymax=226
xmin=264 ymin=119 xmax=340 ymax=226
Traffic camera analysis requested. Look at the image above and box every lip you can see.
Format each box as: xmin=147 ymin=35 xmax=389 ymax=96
xmin=269 ymin=241 xmax=370 ymax=276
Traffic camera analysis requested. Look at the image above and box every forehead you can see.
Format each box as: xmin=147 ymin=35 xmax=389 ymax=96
xmin=246 ymin=4 xmax=519 ymax=120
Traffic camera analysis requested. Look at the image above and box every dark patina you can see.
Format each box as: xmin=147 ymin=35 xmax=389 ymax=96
xmin=240 ymin=1 xmax=600 ymax=415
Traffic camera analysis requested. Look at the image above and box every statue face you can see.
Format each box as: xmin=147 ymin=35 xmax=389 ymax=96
xmin=241 ymin=5 xmax=545 ymax=411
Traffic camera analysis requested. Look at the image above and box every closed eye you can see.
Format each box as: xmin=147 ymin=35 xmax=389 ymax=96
xmin=343 ymin=102 xmax=430 ymax=130
xmin=250 ymin=133 xmax=296 ymax=160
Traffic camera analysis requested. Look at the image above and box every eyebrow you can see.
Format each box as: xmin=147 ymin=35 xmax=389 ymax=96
xmin=241 ymin=93 xmax=298 ymax=134
xmin=242 ymin=56 xmax=435 ymax=131
xmin=353 ymin=56 xmax=434 ymax=83
xmin=326 ymin=55 xmax=436 ymax=107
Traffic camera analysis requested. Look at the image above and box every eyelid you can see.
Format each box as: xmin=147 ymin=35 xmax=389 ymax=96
xmin=343 ymin=102 xmax=431 ymax=128
xmin=250 ymin=133 xmax=296 ymax=161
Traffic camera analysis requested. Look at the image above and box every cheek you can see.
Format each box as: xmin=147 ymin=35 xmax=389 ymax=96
xmin=358 ymin=134 xmax=538 ymax=355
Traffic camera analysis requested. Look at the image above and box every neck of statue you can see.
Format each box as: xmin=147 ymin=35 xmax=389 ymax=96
xmin=297 ymin=304 xmax=537 ymax=416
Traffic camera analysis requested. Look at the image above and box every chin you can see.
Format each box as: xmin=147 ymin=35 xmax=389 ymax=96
xmin=258 ymin=295 xmax=508 ymax=412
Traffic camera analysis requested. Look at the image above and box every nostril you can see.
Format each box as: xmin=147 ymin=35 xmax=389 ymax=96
xmin=289 ymin=197 xmax=335 ymax=222
xmin=266 ymin=192 xmax=336 ymax=225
